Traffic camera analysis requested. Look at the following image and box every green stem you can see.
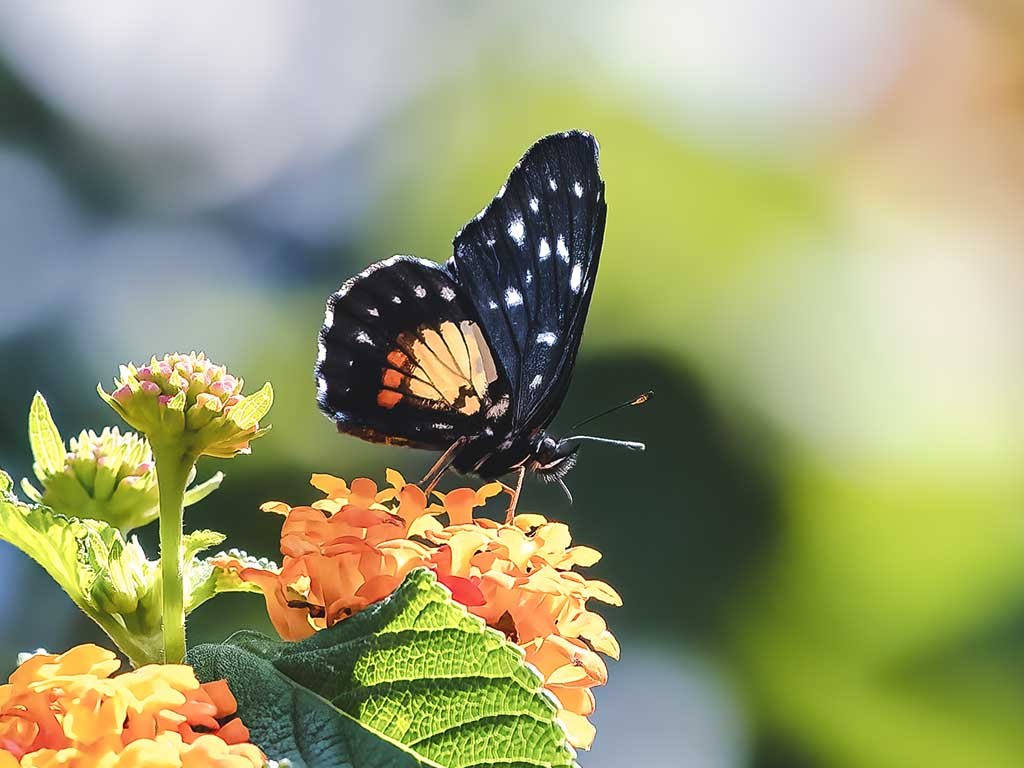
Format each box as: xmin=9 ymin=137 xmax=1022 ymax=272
xmin=152 ymin=445 xmax=195 ymax=663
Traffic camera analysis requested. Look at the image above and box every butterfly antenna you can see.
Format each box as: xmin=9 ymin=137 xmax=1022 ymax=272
xmin=569 ymin=390 xmax=653 ymax=431
xmin=562 ymin=435 xmax=646 ymax=451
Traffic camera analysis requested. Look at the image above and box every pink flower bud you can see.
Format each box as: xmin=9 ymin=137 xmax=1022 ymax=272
xmin=140 ymin=381 xmax=160 ymax=396
xmin=112 ymin=385 xmax=133 ymax=404
xmin=136 ymin=366 xmax=153 ymax=381
xmin=158 ymin=395 xmax=173 ymax=406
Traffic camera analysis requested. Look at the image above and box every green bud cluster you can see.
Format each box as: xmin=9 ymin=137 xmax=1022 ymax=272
xmin=24 ymin=425 xmax=158 ymax=532
xmin=22 ymin=394 xmax=222 ymax=533
xmin=89 ymin=535 xmax=160 ymax=632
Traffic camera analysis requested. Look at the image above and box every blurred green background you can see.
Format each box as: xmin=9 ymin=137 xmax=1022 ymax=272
xmin=1 ymin=3 xmax=1022 ymax=766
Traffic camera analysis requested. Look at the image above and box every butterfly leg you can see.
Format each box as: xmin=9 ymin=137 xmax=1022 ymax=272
xmin=502 ymin=466 xmax=527 ymax=523
xmin=419 ymin=437 xmax=467 ymax=497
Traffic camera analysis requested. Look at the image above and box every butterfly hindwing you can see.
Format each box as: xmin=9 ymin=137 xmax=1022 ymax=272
xmin=446 ymin=131 xmax=606 ymax=429
xmin=316 ymin=255 xmax=512 ymax=449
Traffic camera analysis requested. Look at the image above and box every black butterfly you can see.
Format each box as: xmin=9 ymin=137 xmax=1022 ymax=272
xmin=315 ymin=131 xmax=644 ymax=513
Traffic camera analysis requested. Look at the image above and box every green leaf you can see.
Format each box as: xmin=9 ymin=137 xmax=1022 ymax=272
xmin=191 ymin=569 xmax=578 ymax=768
xmin=229 ymin=382 xmax=274 ymax=430
xmin=28 ymin=392 xmax=65 ymax=477
xmin=182 ymin=528 xmax=226 ymax=560
xmin=0 ymin=477 xmax=91 ymax=608
xmin=0 ymin=472 xmax=159 ymax=663
xmin=183 ymin=538 xmax=264 ymax=614
xmin=182 ymin=470 xmax=224 ymax=507
xmin=189 ymin=642 xmax=438 ymax=768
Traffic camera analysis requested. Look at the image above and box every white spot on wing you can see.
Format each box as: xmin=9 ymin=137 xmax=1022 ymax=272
xmin=525 ymin=269 xmax=533 ymax=285
xmin=488 ymin=300 xmax=499 ymax=310
xmin=529 ymin=197 xmax=539 ymax=213
xmin=355 ymin=330 xmax=374 ymax=345
xmin=317 ymin=342 xmax=327 ymax=363
xmin=530 ymin=374 xmax=543 ymax=390
xmin=556 ymin=235 xmax=569 ymax=263
xmin=539 ymin=237 xmax=551 ymax=260
xmin=548 ymin=177 xmax=558 ymax=192
xmin=414 ymin=285 xmax=426 ymax=299
xmin=570 ymin=263 xmax=583 ymax=292
xmin=317 ymin=376 xmax=327 ymax=395
xmin=497 ymin=184 xmax=506 ymax=198
xmin=536 ymin=331 xmax=557 ymax=345
xmin=433 ymin=422 xmax=453 ymax=430
xmin=392 ymin=295 xmax=402 ymax=304
xmin=323 ymin=306 xmax=334 ymax=329
xmin=508 ymin=217 xmax=525 ymax=246
xmin=367 ymin=307 xmax=379 ymax=317
xmin=573 ymin=181 xmax=583 ymax=198
xmin=504 ymin=287 xmax=523 ymax=307
xmin=440 ymin=286 xmax=456 ymax=301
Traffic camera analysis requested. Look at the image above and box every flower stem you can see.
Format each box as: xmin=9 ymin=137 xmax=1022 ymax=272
xmin=152 ymin=445 xmax=195 ymax=663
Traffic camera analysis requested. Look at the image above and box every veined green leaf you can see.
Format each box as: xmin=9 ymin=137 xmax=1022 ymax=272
xmin=191 ymin=569 xmax=577 ymax=768
xmin=0 ymin=475 xmax=91 ymax=607
xmin=190 ymin=642 xmax=437 ymax=768
xmin=28 ymin=393 xmax=65 ymax=477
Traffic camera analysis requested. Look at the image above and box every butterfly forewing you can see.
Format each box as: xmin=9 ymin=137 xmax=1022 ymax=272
xmin=316 ymin=255 xmax=512 ymax=449
xmin=447 ymin=131 xmax=606 ymax=428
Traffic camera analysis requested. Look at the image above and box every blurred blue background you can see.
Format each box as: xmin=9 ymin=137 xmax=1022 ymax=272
xmin=1 ymin=3 xmax=1022 ymax=766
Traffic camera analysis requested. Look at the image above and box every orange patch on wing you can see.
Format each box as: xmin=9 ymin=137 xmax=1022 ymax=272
xmin=381 ymin=369 xmax=404 ymax=389
xmin=377 ymin=390 xmax=403 ymax=409
xmin=387 ymin=349 xmax=409 ymax=370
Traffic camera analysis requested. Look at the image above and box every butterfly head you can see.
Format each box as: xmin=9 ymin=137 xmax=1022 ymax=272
xmin=529 ymin=434 xmax=580 ymax=482
xmin=527 ymin=431 xmax=644 ymax=504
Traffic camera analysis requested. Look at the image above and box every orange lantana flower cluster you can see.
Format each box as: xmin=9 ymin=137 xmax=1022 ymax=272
xmin=214 ymin=470 xmax=620 ymax=749
xmin=0 ymin=644 xmax=265 ymax=767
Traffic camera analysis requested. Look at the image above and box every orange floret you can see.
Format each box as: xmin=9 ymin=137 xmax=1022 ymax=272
xmin=213 ymin=469 xmax=620 ymax=749
xmin=0 ymin=645 xmax=264 ymax=767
